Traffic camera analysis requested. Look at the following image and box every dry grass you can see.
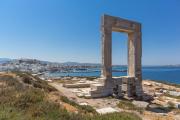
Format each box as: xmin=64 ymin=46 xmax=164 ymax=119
xmin=0 ymin=72 xmax=142 ymax=120
xmin=117 ymin=100 xmax=144 ymax=114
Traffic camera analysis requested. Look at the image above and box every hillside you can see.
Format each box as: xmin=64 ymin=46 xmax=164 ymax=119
xmin=0 ymin=72 xmax=141 ymax=120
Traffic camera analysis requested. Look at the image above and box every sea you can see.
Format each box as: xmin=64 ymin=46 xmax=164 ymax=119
xmin=47 ymin=66 xmax=180 ymax=84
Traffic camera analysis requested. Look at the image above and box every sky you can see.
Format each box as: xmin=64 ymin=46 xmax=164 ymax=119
xmin=0 ymin=0 xmax=180 ymax=65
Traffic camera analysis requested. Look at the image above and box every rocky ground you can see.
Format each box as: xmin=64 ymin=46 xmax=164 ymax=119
xmin=1 ymin=72 xmax=179 ymax=120
xmin=49 ymin=77 xmax=180 ymax=120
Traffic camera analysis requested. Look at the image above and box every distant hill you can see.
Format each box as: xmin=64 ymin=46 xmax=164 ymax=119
xmin=0 ymin=58 xmax=100 ymax=66
xmin=1 ymin=58 xmax=179 ymax=67
xmin=0 ymin=58 xmax=11 ymax=64
xmin=61 ymin=62 xmax=100 ymax=66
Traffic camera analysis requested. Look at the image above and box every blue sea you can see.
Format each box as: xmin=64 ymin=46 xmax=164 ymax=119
xmin=47 ymin=66 xmax=180 ymax=84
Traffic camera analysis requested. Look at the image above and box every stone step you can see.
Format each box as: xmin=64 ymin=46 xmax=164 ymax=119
xmin=90 ymin=83 xmax=105 ymax=90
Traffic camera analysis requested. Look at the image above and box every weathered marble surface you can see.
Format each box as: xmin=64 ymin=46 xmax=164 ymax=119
xmin=91 ymin=14 xmax=143 ymax=98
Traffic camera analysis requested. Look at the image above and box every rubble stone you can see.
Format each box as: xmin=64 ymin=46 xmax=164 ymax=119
xmin=132 ymin=100 xmax=149 ymax=108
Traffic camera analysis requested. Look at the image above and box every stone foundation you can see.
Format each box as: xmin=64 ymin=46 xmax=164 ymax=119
xmin=89 ymin=76 xmax=140 ymax=98
xmin=90 ymin=83 xmax=113 ymax=98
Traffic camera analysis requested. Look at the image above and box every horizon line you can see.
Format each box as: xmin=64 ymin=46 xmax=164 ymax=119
xmin=0 ymin=57 xmax=179 ymax=66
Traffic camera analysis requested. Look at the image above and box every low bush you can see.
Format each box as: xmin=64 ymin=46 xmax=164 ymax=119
xmin=22 ymin=76 xmax=32 ymax=84
xmin=80 ymin=105 xmax=96 ymax=113
xmin=13 ymin=71 xmax=57 ymax=92
xmin=15 ymin=89 xmax=44 ymax=110
xmin=33 ymin=80 xmax=57 ymax=92
xmin=117 ymin=100 xmax=143 ymax=113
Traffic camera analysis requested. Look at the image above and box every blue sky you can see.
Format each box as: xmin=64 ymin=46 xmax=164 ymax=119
xmin=0 ymin=0 xmax=179 ymax=65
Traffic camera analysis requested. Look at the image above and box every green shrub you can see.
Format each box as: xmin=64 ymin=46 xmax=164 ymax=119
xmin=13 ymin=71 xmax=57 ymax=92
xmin=22 ymin=76 xmax=32 ymax=84
xmin=80 ymin=105 xmax=96 ymax=113
xmin=33 ymin=80 xmax=57 ymax=92
xmin=61 ymin=96 xmax=77 ymax=106
xmin=118 ymin=100 xmax=135 ymax=110
xmin=117 ymin=100 xmax=143 ymax=113
xmin=15 ymin=89 xmax=44 ymax=110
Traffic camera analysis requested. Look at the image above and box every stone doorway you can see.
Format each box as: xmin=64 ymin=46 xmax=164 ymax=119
xmin=90 ymin=14 xmax=143 ymax=98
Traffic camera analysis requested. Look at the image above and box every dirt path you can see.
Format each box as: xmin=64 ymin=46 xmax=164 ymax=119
xmin=49 ymin=82 xmax=120 ymax=109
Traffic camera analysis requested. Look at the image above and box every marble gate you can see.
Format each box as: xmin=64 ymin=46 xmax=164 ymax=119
xmin=90 ymin=14 xmax=143 ymax=98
